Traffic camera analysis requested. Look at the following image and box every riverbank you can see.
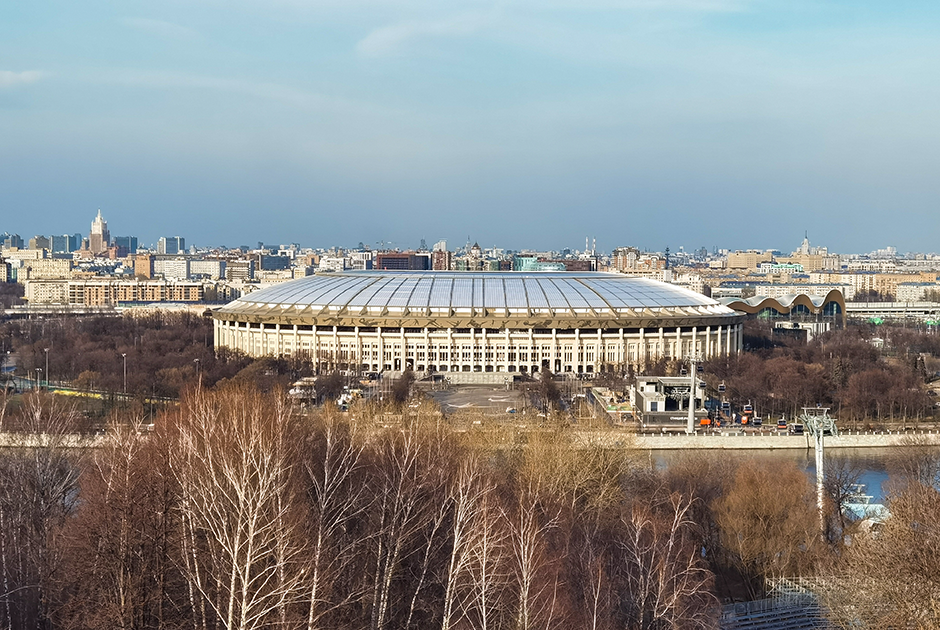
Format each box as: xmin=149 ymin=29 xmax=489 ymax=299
xmin=625 ymin=429 xmax=940 ymax=450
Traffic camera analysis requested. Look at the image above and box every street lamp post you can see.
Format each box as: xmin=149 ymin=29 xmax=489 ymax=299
xmin=122 ymin=353 xmax=127 ymax=394
xmin=194 ymin=358 xmax=201 ymax=387
xmin=44 ymin=347 xmax=49 ymax=390
xmin=35 ymin=368 xmax=42 ymax=391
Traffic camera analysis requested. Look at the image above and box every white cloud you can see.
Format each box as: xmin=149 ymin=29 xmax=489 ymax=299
xmin=0 ymin=70 xmax=44 ymax=88
xmin=356 ymin=12 xmax=493 ymax=56
xmin=122 ymin=17 xmax=199 ymax=40
xmin=95 ymin=69 xmax=391 ymax=118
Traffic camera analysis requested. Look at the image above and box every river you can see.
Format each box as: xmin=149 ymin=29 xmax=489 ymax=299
xmin=651 ymin=448 xmax=892 ymax=502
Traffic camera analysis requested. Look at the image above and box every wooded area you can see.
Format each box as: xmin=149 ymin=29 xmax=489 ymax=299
xmin=2 ymin=384 xmax=939 ymax=629
xmin=2 ymin=313 xmax=940 ymax=627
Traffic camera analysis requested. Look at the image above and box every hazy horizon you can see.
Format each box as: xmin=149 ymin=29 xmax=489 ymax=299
xmin=3 ymin=1 xmax=939 ymax=253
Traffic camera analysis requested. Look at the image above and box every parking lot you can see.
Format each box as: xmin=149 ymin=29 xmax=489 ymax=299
xmin=421 ymin=384 xmax=526 ymax=415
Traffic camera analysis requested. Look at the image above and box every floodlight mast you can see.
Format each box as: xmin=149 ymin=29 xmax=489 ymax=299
xmin=802 ymin=407 xmax=838 ymax=536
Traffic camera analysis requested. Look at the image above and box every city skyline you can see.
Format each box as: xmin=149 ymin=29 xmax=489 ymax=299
xmin=0 ymin=212 xmax=930 ymax=258
xmin=3 ymin=2 xmax=940 ymax=251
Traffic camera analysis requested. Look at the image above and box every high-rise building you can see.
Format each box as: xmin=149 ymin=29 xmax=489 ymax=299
xmin=112 ymin=236 xmax=138 ymax=254
xmin=157 ymin=236 xmax=185 ymax=255
xmin=89 ymin=210 xmax=110 ymax=254
xmin=1 ymin=233 xmax=24 ymax=249
xmin=51 ymin=234 xmax=83 ymax=253
xmin=29 ymin=235 xmax=51 ymax=250
xmin=432 ymin=250 xmax=452 ymax=271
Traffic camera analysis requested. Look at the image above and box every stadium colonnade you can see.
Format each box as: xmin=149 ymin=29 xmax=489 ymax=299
xmin=212 ymin=271 xmax=745 ymax=374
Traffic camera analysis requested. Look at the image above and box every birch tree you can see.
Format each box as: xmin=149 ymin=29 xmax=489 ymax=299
xmin=0 ymin=392 xmax=80 ymax=630
xmin=302 ymin=410 xmax=370 ymax=630
xmin=170 ymin=385 xmax=307 ymax=630
xmin=618 ymin=493 xmax=717 ymax=630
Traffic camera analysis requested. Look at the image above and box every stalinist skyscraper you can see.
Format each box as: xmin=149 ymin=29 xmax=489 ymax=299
xmin=89 ymin=209 xmax=110 ymax=254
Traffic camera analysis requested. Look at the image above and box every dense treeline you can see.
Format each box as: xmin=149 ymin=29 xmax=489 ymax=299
xmin=0 ymin=385 xmax=842 ymax=630
xmin=3 ymin=385 xmax=940 ymax=628
xmin=3 ymin=313 xmax=262 ymax=398
xmin=6 ymin=313 xmax=939 ymax=424
xmin=703 ymin=321 xmax=939 ymax=425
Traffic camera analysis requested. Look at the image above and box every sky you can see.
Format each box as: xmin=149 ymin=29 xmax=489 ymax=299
xmin=2 ymin=1 xmax=940 ymax=253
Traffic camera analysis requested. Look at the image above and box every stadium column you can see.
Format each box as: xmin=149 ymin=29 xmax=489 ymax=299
xmin=574 ymin=328 xmax=580 ymax=373
xmin=675 ymin=326 xmax=682 ymax=360
xmin=504 ymin=328 xmax=511 ymax=372
xmin=293 ymin=324 xmax=299 ymax=359
xmin=528 ymin=327 xmax=535 ymax=372
xmin=333 ymin=326 xmax=339 ymax=371
xmin=638 ymin=327 xmax=645 ymax=367
xmin=596 ymin=328 xmax=602 ymax=373
xmin=399 ymin=327 xmax=406 ymax=372
xmin=377 ymin=327 xmax=384 ymax=371
xmin=447 ymin=327 xmax=454 ymax=371
xmin=658 ymin=327 xmax=665 ymax=360
xmin=691 ymin=326 xmax=697 ymax=356
xmin=716 ymin=325 xmax=722 ymax=357
xmin=551 ymin=328 xmax=558 ymax=372
xmin=423 ymin=327 xmax=430 ymax=373
xmin=618 ymin=327 xmax=625 ymax=367
xmin=726 ymin=324 xmax=732 ymax=355
xmin=705 ymin=325 xmax=712 ymax=357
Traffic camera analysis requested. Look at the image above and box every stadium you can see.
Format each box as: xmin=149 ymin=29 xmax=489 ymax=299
xmin=213 ymin=271 xmax=744 ymax=375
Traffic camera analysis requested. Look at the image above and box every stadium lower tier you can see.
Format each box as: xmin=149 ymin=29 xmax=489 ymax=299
xmin=213 ymin=321 xmax=744 ymax=374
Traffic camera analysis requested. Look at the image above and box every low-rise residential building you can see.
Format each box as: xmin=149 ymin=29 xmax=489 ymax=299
xmin=17 ymin=258 xmax=72 ymax=281
xmin=156 ymin=257 xmax=191 ymax=280
xmin=68 ymin=279 xmax=203 ymax=306
xmin=190 ymin=259 xmax=226 ymax=280
xmin=896 ymin=282 xmax=940 ymax=303
xmin=24 ymin=280 xmax=69 ymax=304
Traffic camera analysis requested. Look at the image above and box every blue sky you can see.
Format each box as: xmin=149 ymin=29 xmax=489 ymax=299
xmin=2 ymin=1 xmax=939 ymax=252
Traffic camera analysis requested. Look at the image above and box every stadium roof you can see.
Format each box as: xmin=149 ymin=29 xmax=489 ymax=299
xmin=216 ymin=271 xmax=737 ymax=322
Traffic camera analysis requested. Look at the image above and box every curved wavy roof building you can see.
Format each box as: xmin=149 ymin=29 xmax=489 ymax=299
xmin=214 ymin=271 xmax=744 ymax=374
xmin=719 ymin=290 xmax=846 ymax=325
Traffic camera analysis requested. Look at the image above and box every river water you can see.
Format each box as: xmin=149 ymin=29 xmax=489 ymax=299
xmin=651 ymin=448 xmax=892 ymax=502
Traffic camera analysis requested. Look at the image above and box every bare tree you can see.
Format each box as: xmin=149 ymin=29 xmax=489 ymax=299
xmin=822 ymin=456 xmax=865 ymax=546
xmin=826 ymin=481 xmax=940 ymax=628
xmin=462 ymin=485 xmax=511 ymax=630
xmin=56 ymin=415 xmax=184 ymax=630
xmin=367 ymin=422 xmax=448 ymax=630
xmin=714 ymin=458 xmax=822 ymax=599
xmin=503 ymin=484 xmax=561 ymax=630
xmin=440 ymin=457 xmax=493 ymax=630
xmin=302 ymin=410 xmax=370 ymax=630
xmin=169 ymin=385 xmax=307 ymax=630
xmin=618 ymin=492 xmax=717 ymax=630
xmin=0 ymin=393 xmax=81 ymax=630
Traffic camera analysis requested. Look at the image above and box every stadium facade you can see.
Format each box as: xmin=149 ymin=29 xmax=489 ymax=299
xmin=213 ymin=271 xmax=744 ymax=374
